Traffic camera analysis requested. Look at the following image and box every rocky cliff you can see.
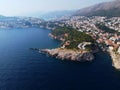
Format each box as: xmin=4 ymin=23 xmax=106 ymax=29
xmin=109 ymin=50 xmax=120 ymax=70
xmin=40 ymin=48 xmax=94 ymax=62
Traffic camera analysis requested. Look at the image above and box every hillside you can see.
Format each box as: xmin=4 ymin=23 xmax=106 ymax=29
xmin=39 ymin=10 xmax=76 ymax=20
xmin=74 ymin=0 xmax=120 ymax=17
xmin=51 ymin=26 xmax=94 ymax=50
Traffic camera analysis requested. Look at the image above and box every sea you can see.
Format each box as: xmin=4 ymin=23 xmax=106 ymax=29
xmin=0 ymin=28 xmax=120 ymax=90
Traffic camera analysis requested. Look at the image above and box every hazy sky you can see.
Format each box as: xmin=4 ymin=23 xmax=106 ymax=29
xmin=0 ymin=0 xmax=113 ymax=16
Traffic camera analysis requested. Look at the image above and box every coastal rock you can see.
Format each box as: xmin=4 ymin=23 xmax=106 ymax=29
xmin=40 ymin=48 xmax=94 ymax=62
xmin=109 ymin=50 xmax=120 ymax=70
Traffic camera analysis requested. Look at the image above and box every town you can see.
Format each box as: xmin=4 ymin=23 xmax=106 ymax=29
xmin=46 ymin=16 xmax=120 ymax=54
xmin=1 ymin=15 xmax=120 ymax=54
xmin=0 ymin=16 xmax=44 ymax=28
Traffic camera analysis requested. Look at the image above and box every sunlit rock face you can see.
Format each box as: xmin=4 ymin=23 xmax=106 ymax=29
xmin=109 ymin=50 xmax=120 ymax=70
xmin=41 ymin=48 xmax=94 ymax=62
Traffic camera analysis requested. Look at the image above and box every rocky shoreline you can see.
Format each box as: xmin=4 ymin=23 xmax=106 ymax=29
xmin=109 ymin=50 xmax=120 ymax=70
xmin=40 ymin=48 xmax=94 ymax=62
xmin=39 ymin=30 xmax=98 ymax=62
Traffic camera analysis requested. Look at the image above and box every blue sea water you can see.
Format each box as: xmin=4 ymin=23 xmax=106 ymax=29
xmin=0 ymin=28 xmax=120 ymax=90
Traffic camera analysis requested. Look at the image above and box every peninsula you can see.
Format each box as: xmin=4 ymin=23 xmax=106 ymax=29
xmin=40 ymin=16 xmax=120 ymax=70
xmin=0 ymin=15 xmax=120 ymax=69
xmin=41 ymin=26 xmax=97 ymax=62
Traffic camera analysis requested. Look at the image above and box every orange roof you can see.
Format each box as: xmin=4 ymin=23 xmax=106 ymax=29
xmin=105 ymin=40 xmax=113 ymax=45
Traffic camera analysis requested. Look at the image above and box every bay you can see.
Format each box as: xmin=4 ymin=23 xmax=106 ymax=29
xmin=0 ymin=28 xmax=120 ymax=90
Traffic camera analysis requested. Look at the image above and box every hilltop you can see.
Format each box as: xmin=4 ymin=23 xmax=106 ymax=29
xmin=74 ymin=0 xmax=120 ymax=17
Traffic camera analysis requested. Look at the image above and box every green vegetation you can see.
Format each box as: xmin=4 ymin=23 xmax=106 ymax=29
xmin=51 ymin=26 xmax=94 ymax=49
xmin=51 ymin=26 xmax=72 ymax=36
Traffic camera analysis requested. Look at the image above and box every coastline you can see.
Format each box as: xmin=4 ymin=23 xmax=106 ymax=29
xmin=39 ymin=31 xmax=98 ymax=62
xmin=40 ymin=48 xmax=94 ymax=62
xmin=109 ymin=49 xmax=120 ymax=70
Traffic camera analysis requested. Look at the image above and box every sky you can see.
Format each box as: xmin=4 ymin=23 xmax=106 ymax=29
xmin=0 ymin=0 xmax=113 ymax=16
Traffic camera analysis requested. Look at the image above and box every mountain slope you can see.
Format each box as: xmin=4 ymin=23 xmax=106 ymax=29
xmin=39 ymin=10 xmax=76 ymax=20
xmin=74 ymin=0 xmax=120 ymax=17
